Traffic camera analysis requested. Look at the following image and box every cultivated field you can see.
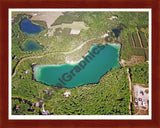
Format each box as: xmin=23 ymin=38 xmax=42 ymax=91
xmin=27 ymin=11 xmax=64 ymax=28
xmin=48 ymin=21 xmax=89 ymax=36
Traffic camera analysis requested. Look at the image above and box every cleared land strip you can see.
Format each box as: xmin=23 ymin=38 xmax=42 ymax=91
xmin=131 ymin=34 xmax=136 ymax=48
xmin=136 ymin=27 xmax=144 ymax=48
xmin=63 ymin=37 xmax=101 ymax=55
xmin=127 ymin=68 xmax=132 ymax=115
xmin=12 ymin=35 xmax=106 ymax=78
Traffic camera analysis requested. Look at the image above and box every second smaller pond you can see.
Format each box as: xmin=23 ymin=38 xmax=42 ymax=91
xmin=21 ymin=39 xmax=43 ymax=51
xmin=112 ymin=29 xmax=121 ymax=38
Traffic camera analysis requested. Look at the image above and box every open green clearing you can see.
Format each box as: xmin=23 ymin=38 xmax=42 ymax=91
xmin=11 ymin=11 xmax=149 ymax=115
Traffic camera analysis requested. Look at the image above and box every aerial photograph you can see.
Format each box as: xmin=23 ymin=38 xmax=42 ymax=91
xmin=10 ymin=9 xmax=150 ymax=117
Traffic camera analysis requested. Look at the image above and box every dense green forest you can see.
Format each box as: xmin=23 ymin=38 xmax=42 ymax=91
xmin=130 ymin=64 xmax=149 ymax=84
xmin=12 ymin=68 xmax=130 ymax=115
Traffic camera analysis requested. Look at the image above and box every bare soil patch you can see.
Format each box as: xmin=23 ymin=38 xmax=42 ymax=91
xmin=120 ymin=55 xmax=145 ymax=67
xmin=132 ymin=84 xmax=149 ymax=115
xmin=27 ymin=11 xmax=63 ymax=28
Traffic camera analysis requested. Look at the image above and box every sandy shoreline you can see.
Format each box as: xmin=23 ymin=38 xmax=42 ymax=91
xmin=34 ymin=43 xmax=121 ymax=66
xmin=33 ymin=43 xmax=121 ymax=80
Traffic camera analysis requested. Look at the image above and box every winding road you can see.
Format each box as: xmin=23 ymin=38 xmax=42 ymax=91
xmin=12 ymin=35 xmax=106 ymax=78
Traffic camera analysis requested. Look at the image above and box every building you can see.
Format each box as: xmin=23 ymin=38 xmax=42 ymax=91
xmin=64 ymin=91 xmax=71 ymax=98
xmin=42 ymin=110 xmax=49 ymax=115
xmin=20 ymin=75 xmax=24 ymax=79
xmin=24 ymin=70 xmax=29 ymax=74
xmin=43 ymin=89 xmax=48 ymax=93
xmin=16 ymin=105 xmax=20 ymax=110
xmin=35 ymin=102 xmax=39 ymax=107
xmin=48 ymin=89 xmax=54 ymax=95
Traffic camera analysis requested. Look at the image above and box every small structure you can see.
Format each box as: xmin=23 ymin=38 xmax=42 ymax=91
xmin=41 ymin=104 xmax=49 ymax=115
xmin=12 ymin=55 xmax=16 ymax=59
xmin=33 ymin=13 xmax=38 ymax=16
xmin=70 ymin=29 xmax=81 ymax=35
xmin=43 ymin=89 xmax=48 ymax=93
xmin=35 ymin=102 xmax=39 ymax=107
xmin=35 ymin=100 xmax=44 ymax=107
xmin=134 ymin=101 xmax=138 ymax=106
xmin=20 ymin=75 xmax=24 ymax=79
xmin=142 ymin=101 xmax=147 ymax=107
xmin=138 ymin=98 xmax=142 ymax=101
xmin=101 ymin=33 xmax=109 ymax=38
xmin=48 ymin=92 xmax=53 ymax=96
xmin=116 ymin=97 xmax=124 ymax=101
xmin=42 ymin=110 xmax=49 ymax=115
xmin=11 ymin=18 xmax=14 ymax=22
xmin=33 ymin=109 xmax=36 ymax=113
xmin=16 ymin=105 xmax=20 ymax=110
xmin=119 ymin=59 xmax=126 ymax=67
xmin=24 ymin=70 xmax=29 ymax=74
xmin=108 ymin=15 xmax=118 ymax=20
xmin=140 ymin=91 xmax=144 ymax=95
xmin=39 ymin=100 xmax=44 ymax=107
xmin=64 ymin=91 xmax=71 ymax=98
xmin=48 ymin=89 xmax=54 ymax=96
xmin=39 ymin=99 xmax=44 ymax=103
xmin=31 ymin=63 xmax=36 ymax=67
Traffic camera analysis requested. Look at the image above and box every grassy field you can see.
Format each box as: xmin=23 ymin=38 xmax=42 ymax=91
xmin=138 ymin=31 xmax=148 ymax=48
xmin=127 ymin=33 xmax=134 ymax=47
xmin=48 ymin=21 xmax=89 ymax=36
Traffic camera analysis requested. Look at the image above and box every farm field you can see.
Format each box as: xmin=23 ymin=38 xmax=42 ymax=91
xmin=27 ymin=11 xmax=63 ymax=28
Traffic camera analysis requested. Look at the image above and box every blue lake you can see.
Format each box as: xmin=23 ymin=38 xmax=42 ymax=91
xmin=33 ymin=44 xmax=121 ymax=88
xmin=20 ymin=18 xmax=44 ymax=34
xmin=112 ymin=29 xmax=121 ymax=38
xmin=21 ymin=39 xmax=43 ymax=51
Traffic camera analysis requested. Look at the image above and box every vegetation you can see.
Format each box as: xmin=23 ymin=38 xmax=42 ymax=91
xmin=32 ymin=20 xmax=48 ymax=28
xmin=12 ymin=13 xmax=32 ymax=24
xmin=132 ymin=33 xmax=141 ymax=47
xmin=138 ymin=31 xmax=148 ymax=48
xmin=12 ymin=14 xmax=28 ymax=74
xmin=51 ymin=12 xmax=82 ymax=26
xmin=12 ymin=68 xmax=130 ymax=115
xmin=12 ymin=99 xmax=40 ymax=115
xmin=130 ymin=64 xmax=149 ymax=84
xmin=127 ymin=33 xmax=134 ymax=47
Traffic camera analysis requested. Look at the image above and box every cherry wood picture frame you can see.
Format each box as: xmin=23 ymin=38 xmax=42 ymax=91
xmin=0 ymin=0 xmax=160 ymax=128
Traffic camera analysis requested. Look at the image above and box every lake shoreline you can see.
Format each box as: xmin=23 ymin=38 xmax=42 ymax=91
xmin=32 ymin=43 xmax=121 ymax=66
xmin=33 ymin=43 xmax=121 ymax=88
